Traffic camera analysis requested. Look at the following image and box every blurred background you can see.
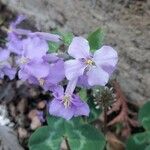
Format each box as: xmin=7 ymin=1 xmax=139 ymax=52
xmin=0 ymin=0 xmax=149 ymax=105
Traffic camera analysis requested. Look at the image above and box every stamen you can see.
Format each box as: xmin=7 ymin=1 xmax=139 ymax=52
xmin=85 ymin=59 xmax=94 ymax=66
xmin=39 ymin=78 xmax=45 ymax=86
xmin=19 ymin=57 xmax=29 ymax=64
xmin=63 ymin=95 xmax=71 ymax=108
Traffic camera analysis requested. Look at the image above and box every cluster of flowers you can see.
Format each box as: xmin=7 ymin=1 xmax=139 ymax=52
xmin=0 ymin=16 xmax=118 ymax=120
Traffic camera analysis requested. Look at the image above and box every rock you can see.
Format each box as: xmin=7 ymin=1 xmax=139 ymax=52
xmin=0 ymin=126 xmax=24 ymax=150
xmin=1 ymin=0 xmax=150 ymax=104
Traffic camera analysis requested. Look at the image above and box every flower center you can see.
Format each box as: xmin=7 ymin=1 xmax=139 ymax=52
xmin=38 ymin=78 xmax=45 ymax=86
xmin=19 ymin=57 xmax=29 ymax=64
xmin=85 ymin=59 xmax=94 ymax=66
xmin=63 ymin=95 xmax=71 ymax=108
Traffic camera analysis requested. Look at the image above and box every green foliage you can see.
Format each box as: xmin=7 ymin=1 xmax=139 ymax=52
xmin=48 ymin=30 xmax=74 ymax=53
xmin=87 ymin=28 xmax=104 ymax=52
xmin=48 ymin=41 xmax=60 ymax=53
xmin=79 ymin=89 xmax=87 ymax=101
xmin=139 ymin=101 xmax=150 ymax=130
xmin=28 ymin=126 xmax=62 ymax=150
xmin=126 ymin=101 xmax=150 ymax=150
xmin=61 ymin=32 xmax=74 ymax=46
xmin=126 ymin=136 xmax=147 ymax=150
xmin=29 ymin=116 xmax=106 ymax=150
xmin=87 ymin=97 xmax=102 ymax=123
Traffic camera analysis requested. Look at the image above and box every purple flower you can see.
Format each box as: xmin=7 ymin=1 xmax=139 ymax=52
xmin=49 ymin=79 xmax=90 ymax=120
xmin=42 ymin=59 xmax=65 ymax=91
xmin=0 ymin=49 xmax=16 ymax=79
xmin=18 ymin=60 xmax=50 ymax=83
xmin=37 ymin=111 xmax=45 ymax=123
xmin=7 ymin=34 xmax=23 ymax=55
xmin=9 ymin=15 xmax=60 ymax=42
xmin=18 ymin=56 xmax=65 ymax=91
xmin=65 ymin=37 xmax=118 ymax=86
xmin=17 ymin=36 xmax=49 ymax=68
xmin=29 ymin=32 xmax=60 ymax=42
xmin=22 ymin=36 xmax=48 ymax=60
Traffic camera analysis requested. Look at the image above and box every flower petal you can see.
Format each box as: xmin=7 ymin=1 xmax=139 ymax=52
xmin=72 ymin=95 xmax=90 ymax=117
xmin=93 ymin=46 xmax=118 ymax=74
xmin=68 ymin=37 xmax=90 ymax=59
xmin=2 ymin=67 xmax=16 ymax=80
xmin=46 ymin=60 xmax=65 ymax=84
xmin=18 ymin=67 xmax=30 ymax=81
xmin=10 ymin=15 xmax=26 ymax=28
xmin=26 ymin=61 xmax=50 ymax=79
xmin=52 ymin=85 xmax=64 ymax=99
xmin=64 ymin=59 xmax=86 ymax=80
xmin=65 ymin=78 xmax=78 ymax=96
xmin=77 ymin=75 xmax=91 ymax=89
xmin=7 ymin=34 xmax=23 ymax=55
xmin=49 ymin=99 xmax=74 ymax=120
xmin=87 ymin=66 xmax=109 ymax=86
xmin=29 ymin=32 xmax=60 ymax=42
xmin=0 ymin=50 xmax=10 ymax=61
xmin=23 ymin=37 xmax=48 ymax=59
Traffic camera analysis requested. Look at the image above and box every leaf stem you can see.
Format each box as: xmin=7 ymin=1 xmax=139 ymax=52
xmin=65 ymin=138 xmax=70 ymax=150
xmin=103 ymin=105 xmax=107 ymax=134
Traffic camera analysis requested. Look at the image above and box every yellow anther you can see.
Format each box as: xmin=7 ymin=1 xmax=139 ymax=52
xmin=39 ymin=78 xmax=45 ymax=86
xmin=63 ymin=95 xmax=71 ymax=108
xmin=85 ymin=59 xmax=93 ymax=65
xmin=20 ymin=57 xmax=28 ymax=64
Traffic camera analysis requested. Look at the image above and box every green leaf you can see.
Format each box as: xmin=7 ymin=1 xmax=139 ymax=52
xmin=68 ymin=125 xmax=106 ymax=150
xmin=87 ymin=28 xmax=104 ymax=52
xmin=87 ymin=97 xmax=102 ymax=122
xmin=126 ymin=135 xmax=147 ymax=150
xmin=145 ymin=145 xmax=150 ymax=150
xmin=139 ymin=101 xmax=150 ymax=130
xmin=133 ymin=132 xmax=150 ymax=145
xmin=28 ymin=126 xmax=62 ymax=150
xmin=48 ymin=41 xmax=60 ymax=53
xmin=47 ymin=116 xmax=105 ymax=150
xmin=61 ymin=32 xmax=74 ymax=46
xmin=29 ymin=116 xmax=106 ymax=150
xmin=47 ymin=116 xmax=83 ymax=130
xmin=79 ymin=89 xmax=87 ymax=101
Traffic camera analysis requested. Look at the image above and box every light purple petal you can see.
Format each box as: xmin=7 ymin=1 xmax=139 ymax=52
xmin=28 ymin=76 xmax=39 ymax=85
xmin=68 ymin=37 xmax=91 ymax=59
xmin=0 ymin=70 xmax=4 ymax=79
xmin=26 ymin=61 xmax=50 ymax=79
xmin=71 ymin=95 xmax=90 ymax=117
xmin=64 ymin=59 xmax=86 ymax=80
xmin=77 ymin=75 xmax=91 ymax=89
xmin=43 ymin=53 xmax=59 ymax=63
xmin=74 ymin=103 xmax=90 ymax=117
xmin=93 ymin=46 xmax=118 ymax=75
xmin=0 ymin=50 xmax=10 ymax=61
xmin=22 ymin=37 xmax=48 ymax=59
xmin=46 ymin=60 xmax=65 ymax=84
xmin=87 ymin=66 xmax=109 ymax=86
xmin=10 ymin=15 xmax=26 ymax=28
xmin=65 ymin=78 xmax=78 ymax=96
xmin=52 ymin=85 xmax=64 ymax=99
xmin=3 ymin=67 xmax=16 ymax=80
xmin=7 ymin=34 xmax=23 ymax=55
xmin=18 ymin=67 xmax=30 ymax=80
xmin=29 ymin=32 xmax=60 ymax=42
xmin=13 ymin=28 xmax=31 ymax=35
xmin=49 ymin=99 xmax=74 ymax=120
